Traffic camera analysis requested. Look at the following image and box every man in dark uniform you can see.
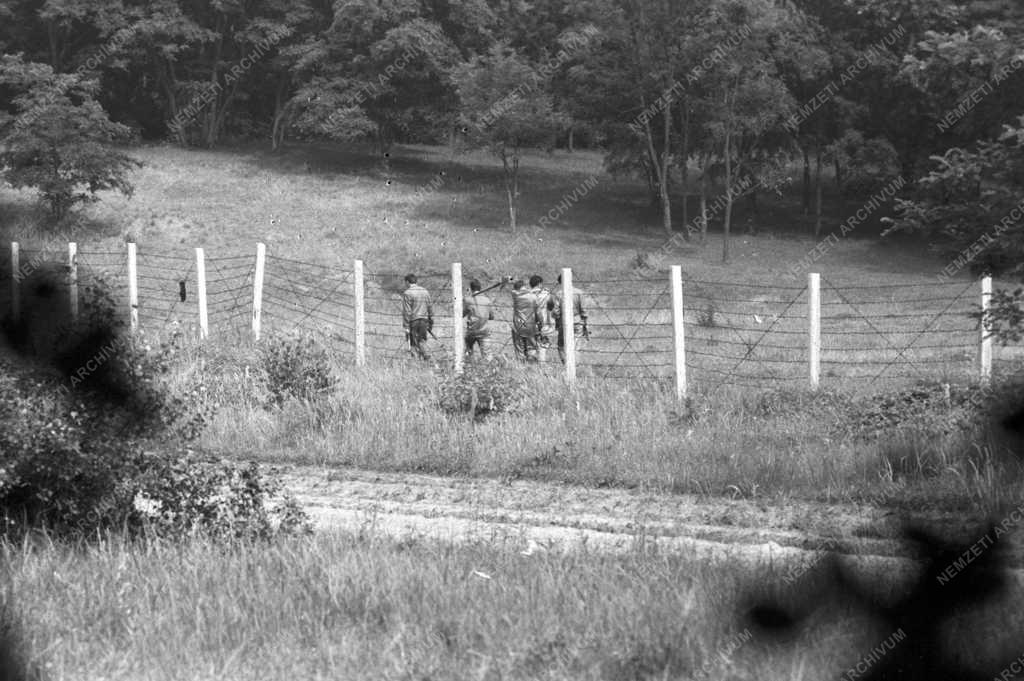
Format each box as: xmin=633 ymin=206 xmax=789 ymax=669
xmin=510 ymin=279 xmax=540 ymax=362
xmin=529 ymin=274 xmax=556 ymax=362
xmin=549 ymin=273 xmax=588 ymax=363
xmin=463 ymin=278 xmax=494 ymax=360
xmin=401 ymin=273 xmax=433 ymax=360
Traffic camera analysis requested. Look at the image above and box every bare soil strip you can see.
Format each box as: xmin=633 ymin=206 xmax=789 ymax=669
xmin=278 ymin=465 xmax=1024 ymax=574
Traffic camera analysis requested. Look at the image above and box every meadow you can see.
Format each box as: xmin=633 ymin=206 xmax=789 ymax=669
xmin=5 ymin=530 xmax=1024 ymax=681
xmin=4 ymin=140 xmax=1017 ymax=505
xmin=3 ymin=141 xmax=1024 ymax=680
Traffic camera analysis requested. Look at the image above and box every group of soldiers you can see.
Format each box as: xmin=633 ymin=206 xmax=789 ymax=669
xmin=400 ymin=273 xmax=588 ymax=363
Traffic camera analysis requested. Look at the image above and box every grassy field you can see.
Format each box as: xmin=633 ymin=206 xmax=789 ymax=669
xmin=5 ymin=530 xmax=1023 ymax=681
xmin=2 ymin=140 xmax=1023 ymax=508
xmin=4 ymin=142 xmax=1024 ymax=681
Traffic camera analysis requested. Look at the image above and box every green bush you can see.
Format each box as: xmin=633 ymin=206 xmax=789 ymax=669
xmin=0 ymin=363 xmax=140 ymax=532
xmin=47 ymin=273 xmax=214 ymax=444
xmin=0 ymin=271 xmax=309 ymax=538
xmin=258 ymin=334 xmax=337 ymax=407
xmin=134 ymin=456 xmax=310 ymax=540
xmin=437 ymin=357 xmax=529 ymax=420
xmin=0 ymin=358 xmax=309 ymax=538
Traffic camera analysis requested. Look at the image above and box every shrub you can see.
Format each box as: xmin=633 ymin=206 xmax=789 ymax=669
xmin=258 ymin=334 xmax=337 ymax=407
xmin=437 ymin=357 xmax=530 ymax=420
xmin=0 ymin=359 xmax=309 ymax=538
xmin=46 ymin=273 xmax=214 ymax=444
xmin=134 ymin=455 xmax=311 ymax=540
xmin=0 ymin=273 xmax=308 ymax=539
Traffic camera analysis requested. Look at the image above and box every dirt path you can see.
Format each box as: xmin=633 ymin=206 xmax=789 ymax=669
xmin=277 ymin=465 xmax=1023 ymax=573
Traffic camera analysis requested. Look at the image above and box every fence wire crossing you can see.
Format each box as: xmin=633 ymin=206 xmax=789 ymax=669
xmin=4 ymin=240 xmax=1008 ymax=391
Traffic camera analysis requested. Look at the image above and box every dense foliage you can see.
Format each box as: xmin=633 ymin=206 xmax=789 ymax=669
xmin=0 ymin=272 xmax=310 ymax=539
xmin=0 ymin=0 xmax=1019 ymax=244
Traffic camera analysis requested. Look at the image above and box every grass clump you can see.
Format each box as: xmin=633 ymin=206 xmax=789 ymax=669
xmin=436 ymin=356 xmax=530 ymax=420
xmin=258 ymin=333 xmax=337 ymax=407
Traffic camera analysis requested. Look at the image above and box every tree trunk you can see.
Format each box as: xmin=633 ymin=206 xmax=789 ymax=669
xmin=271 ymin=75 xmax=290 ymax=151
xmin=568 ymin=127 xmax=575 ymax=153
xmin=641 ymin=98 xmax=673 ymax=236
xmin=746 ymin=170 xmax=757 ymax=234
xmin=802 ymin=145 xmax=812 ymax=215
xmin=202 ymin=16 xmax=226 ymax=148
xmin=834 ymin=154 xmax=843 ymax=192
xmin=723 ymin=129 xmax=733 ymax=263
xmin=47 ymin=21 xmax=60 ymax=71
xmin=814 ymin=145 xmax=824 ymax=239
xmin=152 ymin=48 xmax=184 ymax=145
xmin=722 ymin=82 xmax=737 ymax=264
xmin=502 ymin=151 xmax=518 ymax=233
xmin=679 ymin=104 xmax=689 ymax=232
xmin=699 ymin=168 xmax=709 ymax=244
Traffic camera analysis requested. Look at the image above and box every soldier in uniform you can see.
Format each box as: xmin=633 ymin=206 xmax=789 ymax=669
xmin=529 ymin=275 xmax=555 ymax=362
xmin=463 ymin=278 xmax=494 ymax=360
xmin=510 ymin=279 xmax=540 ymax=362
xmin=549 ymin=273 xmax=588 ymax=363
xmin=401 ymin=273 xmax=433 ymax=360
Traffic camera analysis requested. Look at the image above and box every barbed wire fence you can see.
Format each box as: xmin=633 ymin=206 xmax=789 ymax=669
xmin=5 ymin=239 xmax=1014 ymax=395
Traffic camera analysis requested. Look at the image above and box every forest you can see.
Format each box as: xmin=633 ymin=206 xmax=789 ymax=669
xmin=0 ymin=0 xmax=1022 ymax=267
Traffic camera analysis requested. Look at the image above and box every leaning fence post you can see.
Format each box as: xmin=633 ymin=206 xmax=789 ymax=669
xmin=196 ymin=247 xmax=208 ymax=340
xmin=562 ymin=267 xmax=576 ymax=386
xmin=354 ymin=259 xmax=365 ymax=366
xmin=808 ymin=272 xmax=820 ymax=389
xmin=252 ymin=242 xmax=266 ymax=341
xmin=452 ymin=262 xmax=464 ymax=373
xmin=980 ymin=275 xmax=992 ymax=384
xmin=10 ymin=242 xmax=20 ymax=324
xmin=67 ymin=242 xmax=78 ymax=322
xmin=671 ymin=265 xmax=686 ymax=399
xmin=127 ymin=241 xmax=139 ymax=332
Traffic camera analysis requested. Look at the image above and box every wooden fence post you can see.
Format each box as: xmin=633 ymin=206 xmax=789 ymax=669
xmin=808 ymin=272 xmax=820 ymax=389
xmin=67 ymin=242 xmax=78 ymax=322
xmin=252 ymin=243 xmax=266 ymax=341
xmin=127 ymin=242 xmax=139 ymax=332
xmin=196 ymin=247 xmax=208 ymax=340
xmin=671 ymin=265 xmax=686 ymax=399
xmin=980 ymin=275 xmax=992 ymax=384
xmin=10 ymin=242 xmax=20 ymax=324
xmin=452 ymin=262 xmax=464 ymax=373
xmin=353 ymin=260 xmax=366 ymax=366
xmin=562 ymin=267 xmax=576 ymax=386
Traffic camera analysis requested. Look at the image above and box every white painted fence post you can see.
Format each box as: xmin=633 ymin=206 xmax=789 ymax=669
xmin=808 ymin=272 xmax=820 ymax=389
xmin=196 ymin=247 xmax=208 ymax=340
xmin=127 ymin=242 xmax=139 ymax=332
xmin=562 ymin=267 xmax=576 ymax=386
xmin=671 ymin=265 xmax=686 ymax=400
xmin=252 ymin=242 xmax=266 ymax=341
xmin=10 ymin=242 xmax=20 ymax=324
xmin=980 ymin=275 xmax=992 ymax=384
xmin=452 ymin=262 xmax=464 ymax=373
xmin=354 ymin=259 xmax=365 ymax=366
xmin=67 ymin=242 xmax=78 ymax=322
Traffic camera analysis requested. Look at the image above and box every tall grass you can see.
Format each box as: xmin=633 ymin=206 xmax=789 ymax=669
xmin=0 ymin=531 xmax=908 ymax=681
xmin=174 ymin=332 xmax=1024 ymax=511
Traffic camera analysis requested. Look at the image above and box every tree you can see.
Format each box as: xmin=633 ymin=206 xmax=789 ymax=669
xmin=699 ymin=0 xmax=798 ymax=262
xmin=0 ymin=54 xmax=140 ymax=222
xmin=288 ymin=1 xmax=461 ymax=154
xmin=452 ymin=44 xmax=566 ymax=232
xmin=883 ymin=114 xmax=1024 ymax=278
